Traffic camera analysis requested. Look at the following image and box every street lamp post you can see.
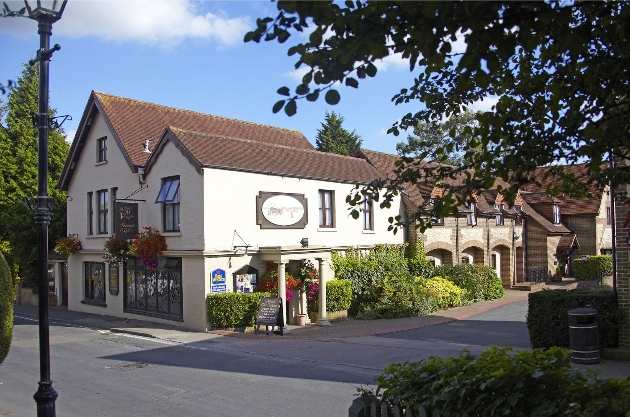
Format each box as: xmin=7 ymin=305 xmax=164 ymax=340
xmin=24 ymin=1 xmax=67 ymax=416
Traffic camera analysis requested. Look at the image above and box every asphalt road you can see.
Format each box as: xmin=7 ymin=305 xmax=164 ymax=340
xmin=1 ymin=317 xmax=373 ymax=417
xmin=377 ymin=300 xmax=531 ymax=349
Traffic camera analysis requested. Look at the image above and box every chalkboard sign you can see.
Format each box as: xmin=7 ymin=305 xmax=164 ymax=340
xmin=255 ymin=297 xmax=284 ymax=336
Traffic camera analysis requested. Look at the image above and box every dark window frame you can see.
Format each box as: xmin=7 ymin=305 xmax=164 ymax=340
xmin=123 ymin=257 xmax=183 ymax=321
xmin=97 ymin=189 xmax=109 ymax=234
xmin=83 ymin=261 xmax=106 ymax=303
xmin=97 ymin=137 xmax=107 ymax=163
xmin=495 ymin=204 xmax=504 ymax=226
xmin=157 ymin=177 xmax=180 ymax=232
xmin=87 ymin=192 xmax=93 ymax=235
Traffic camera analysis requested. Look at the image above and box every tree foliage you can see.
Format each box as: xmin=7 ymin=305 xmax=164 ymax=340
xmin=396 ymin=109 xmax=482 ymax=166
xmin=0 ymin=64 xmax=69 ymax=284
xmin=246 ymin=1 xmax=630 ymax=230
xmin=0 ymin=251 xmax=13 ymax=364
xmin=315 ymin=110 xmax=362 ymax=156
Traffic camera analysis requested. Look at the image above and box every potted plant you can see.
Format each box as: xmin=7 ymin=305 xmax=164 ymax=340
xmin=131 ymin=227 xmax=167 ymax=270
xmin=54 ymin=234 xmax=82 ymax=258
xmin=102 ymin=235 xmax=129 ymax=265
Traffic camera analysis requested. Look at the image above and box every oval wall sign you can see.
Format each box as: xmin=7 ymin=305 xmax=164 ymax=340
xmin=262 ymin=195 xmax=305 ymax=226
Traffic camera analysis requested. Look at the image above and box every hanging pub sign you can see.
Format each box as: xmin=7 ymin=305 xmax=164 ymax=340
xmin=211 ymin=269 xmax=227 ymax=293
xmin=114 ymin=202 xmax=138 ymax=240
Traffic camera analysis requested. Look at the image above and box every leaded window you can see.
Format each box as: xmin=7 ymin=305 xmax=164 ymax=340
xmin=84 ymin=262 xmax=105 ymax=302
xmin=362 ymin=197 xmax=373 ymax=230
xmin=124 ymin=257 xmax=182 ymax=320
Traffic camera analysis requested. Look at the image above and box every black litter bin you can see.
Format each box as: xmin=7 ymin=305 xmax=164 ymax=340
xmin=568 ymin=307 xmax=600 ymax=364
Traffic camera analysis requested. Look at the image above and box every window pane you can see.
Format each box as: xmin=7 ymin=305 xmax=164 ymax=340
xmin=165 ymin=179 xmax=180 ymax=202
xmin=156 ymin=181 xmax=171 ymax=203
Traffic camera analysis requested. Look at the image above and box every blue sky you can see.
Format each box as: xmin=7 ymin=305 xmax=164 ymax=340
xmin=1 ymin=0 xmax=496 ymax=154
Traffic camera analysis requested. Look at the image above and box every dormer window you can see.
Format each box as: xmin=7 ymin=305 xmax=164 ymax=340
xmin=430 ymin=198 xmax=444 ymax=225
xmin=495 ymin=204 xmax=504 ymax=226
xmin=553 ymin=204 xmax=561 ymax=224
xmin=466 ymin=202 xmax=477 ymax=226
xmin=156 ymin=177 xmax=180 ymax=232
xmin=97 ymin=137 xmax=107 ymax=163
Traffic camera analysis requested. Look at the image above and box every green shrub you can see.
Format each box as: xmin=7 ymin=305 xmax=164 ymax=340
xmin=369 ymin=346 xmax=630 ymax=417
xmin=333 ymin=245 xmax=409 ymax=315
xmin=308 ymin=279 xmax=352 ymax=313
xmin=527 ymin=288 xmax=618 ymax=349
xmin=206 ymin=292 xmax=270 ymax=329
xmin=433 ymin=264 xmax=504 ymax=302
xmin=405 ymin=240 xmax=434 ymax=278
xmin=0 ymin=252 xmax=13 ymax=364
xmin=417 ymin=276 xmax=466 ymax=309
xmin=361 ymin=271 xmax=436 ymax=319
xmin=573 ymin=255 xmax=613 ymax=282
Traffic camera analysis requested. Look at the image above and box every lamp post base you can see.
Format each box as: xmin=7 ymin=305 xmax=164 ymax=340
xmin=34 ymin=381 xmax=58 ymax=417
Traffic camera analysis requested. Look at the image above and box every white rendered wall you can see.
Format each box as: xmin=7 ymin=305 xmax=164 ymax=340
xmin=201 ymin=168 xmax=405 ymax=252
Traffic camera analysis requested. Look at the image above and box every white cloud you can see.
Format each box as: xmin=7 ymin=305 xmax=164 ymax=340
xmin=374 ymin=52 xmax=408 ymax=72
xmin=1 ymin=0 xmax=252 ymax=47
xmin=64 ymin=129 xmax=76 ymax=144
xmin=283 ymin=66 xmax=310 ymax=83
xmin=470 ymin=96 xmax=499 ymax=112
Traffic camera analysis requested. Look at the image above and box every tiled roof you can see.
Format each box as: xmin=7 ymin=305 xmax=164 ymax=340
xmin=558 ymin=234 xmax=579 ymax=250
xmin=521 ymin=165 xmax=603 ymax=215
xmin=94 ymin=91 xmax=314 ymax=166
xmin=149 ymin=128 xmax=382 ymax=184
xmin=357 ymin=149 xmax=443 ymax=206
xmin=520 ymin=200 xmax=571 ymax=234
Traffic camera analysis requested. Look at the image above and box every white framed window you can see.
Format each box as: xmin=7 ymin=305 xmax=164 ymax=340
xmin=553 ymin=204 xmax=561 ymax=224
xmin=362 ymin=197 xmax=373 ymax=231
xmin=319 ymin=190 xmax=334 ymax=228
xmin=466 ymin=202 xmax=477 ymax=226
xmin=495 ymin=204 xmax=504 ymax=226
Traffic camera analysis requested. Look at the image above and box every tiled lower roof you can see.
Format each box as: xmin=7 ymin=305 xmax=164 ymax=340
xmin=151 ymin=127 xmax=383 ymax=184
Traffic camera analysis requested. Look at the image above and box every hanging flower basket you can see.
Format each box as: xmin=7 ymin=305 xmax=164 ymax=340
xmin=258 ymin=263 xmax=299 ymax=302
xmin=54 ymin=234 xmax=82 ymax=258
xmin=102 ymin=235 xmax=130 ymax=265
xmin=131 ymin=227 xmax=167 ymax=270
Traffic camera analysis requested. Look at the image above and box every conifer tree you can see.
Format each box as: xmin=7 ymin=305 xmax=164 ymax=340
xmin=0 ymin=64 xmax=69 ymax=284
xmin=315 ymin=110 xmax=363 ymax=156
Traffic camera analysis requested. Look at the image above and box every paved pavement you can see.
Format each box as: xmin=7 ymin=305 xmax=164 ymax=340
xmin=13 ymin=288 xmax=630 ymax=380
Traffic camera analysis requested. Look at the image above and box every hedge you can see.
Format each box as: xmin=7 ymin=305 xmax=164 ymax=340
xmin=0 ymin=252 xmax=13 ymax=364
xmin=368 ymin=346 xmax=630 ymax=417
xmin=308 ymin=279 xmax=352 ymax=313
xmin=573 ymin=255 xmax=613 ymax=282
xmin=527 ymin=288 xmax=618 ymax=349
xmin=206 ymin=292 xmax=270 ymax=329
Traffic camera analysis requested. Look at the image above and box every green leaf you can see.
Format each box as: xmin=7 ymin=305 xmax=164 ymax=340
xmin=296 ymin=84 xmax=309 ymax=95
xmin=306 ymin=90 xmax=320 ymax=102
xmin=366 ymin=63 xmax=377 ymax=77
xmin=272 ymin=100 xmax=285 ymax=114
xmin=285 ymin=99 xmax=297 ymax=116
xmin=325 ymin=89 xmax=340 ymax=105
xmin=345 ymin=77 xmax=359 ymax=88
xmin=277 ymin=87 xmax=290 ymax=96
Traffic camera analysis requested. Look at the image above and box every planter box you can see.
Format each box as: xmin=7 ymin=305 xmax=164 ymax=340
xmin=308 ymin=310 xmax=348 ymax=323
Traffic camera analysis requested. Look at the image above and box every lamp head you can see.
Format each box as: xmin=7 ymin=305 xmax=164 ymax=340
xmin=300 ymin=238 xmax=308 ymax=248
xmin=24 ymin=0 xmax=67 ymax=22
